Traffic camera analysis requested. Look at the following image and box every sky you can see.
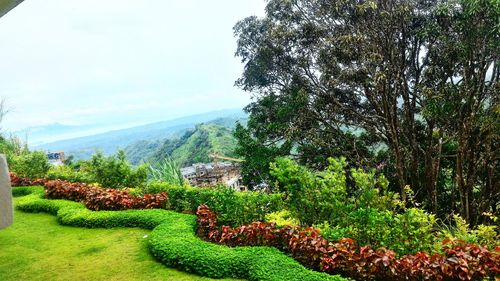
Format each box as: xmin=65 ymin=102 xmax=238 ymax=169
xmin=0 ymin=0 xmax=266 ymax=132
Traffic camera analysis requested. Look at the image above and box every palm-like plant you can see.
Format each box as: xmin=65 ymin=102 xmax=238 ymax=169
xmin=148 ymin=158 xmax=184 ymax=186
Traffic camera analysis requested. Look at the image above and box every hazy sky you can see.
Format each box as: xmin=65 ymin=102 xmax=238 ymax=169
xmin=0 ymin=0 xmax=266 ymax=131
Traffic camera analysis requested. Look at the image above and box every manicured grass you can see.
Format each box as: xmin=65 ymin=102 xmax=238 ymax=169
xmin=0 ymin=197 xmax=238 ymax=281
xmin=8 ymin=187 xmax=346 ymax=281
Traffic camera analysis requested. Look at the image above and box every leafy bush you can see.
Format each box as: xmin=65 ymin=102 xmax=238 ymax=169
xmin=270 ymin=157 xmax=442 ymax=254
xmin=197 ymin=205 xmax=500 ymax=281
xmin=15 ymin=188 xmax=346 ymax=281
xmin=43 ymin=180 xmax=168 ymax=211
xmin=270 ymin=157 xmax=352 ymax=226
xmin=342 ymin=208 xmax=395 ymax=250
xmin=439 ymin=214 xmax=499 ymax=251
xmin=391 ymin=208 xmax=437 ymax=254
xmin=265 ymin=210 xmax=300 ymax=227
xmin=82 ymin=150 xmax=147 ymax=189
xmin=9 ymin=150 xmax=50 ymax=179
xmin=9 ymin=172 xmax=46 ymax=187
xmin=144 ymin=181 xmax=283 ymax=226
xmin=318 ymin=207 xmax=437 ymax=255
xmin=46 ymin=165 xmax=94 ymax=184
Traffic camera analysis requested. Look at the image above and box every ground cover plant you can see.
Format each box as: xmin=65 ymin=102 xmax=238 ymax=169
xmin=0 ymin=197 xmax=233 ymax=281
xmin=197 ymin=205 xmax=500 ymax=281
xmin=11 ymin=186 xmax=347 ymax=281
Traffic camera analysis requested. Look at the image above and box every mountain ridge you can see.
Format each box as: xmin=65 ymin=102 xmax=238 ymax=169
xmin=36 ymin=109 xmax=246 ymax=160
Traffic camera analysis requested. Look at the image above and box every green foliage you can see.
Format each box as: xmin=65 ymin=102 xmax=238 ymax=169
xmin=343 ymin=208 xmax=395 ymax=249
xmin=82 ymin=150 xmax=147 ymax=189
xmin=439 ymin=214 xmax=499 ymax=250
xmin=270 ymin=157 xmax=351 ymax=226
xmin=265 ymin=210 xmax=299 ymax=227
xmin=234 ymin=122 xmax=292 ymax=187
xmin=0 ymin=136 xmax=23 ymax=157
xmin=391 ymin=208 xmax=437 ymax=254
xmin=9 ymin=150 xmax=50 ymax=179
xmin=234 ymin=0 xmax=500 ymax=225
xmin=11 ymin=186 xmax=43 ymax=197
xmin=146 ymin=123 xmax=239 ymax=166
xmin=148 ymin=158 xmax=184 ymax=186
xmin=14 ymin=189 xmax=347 ymax=281
xmin=350 ymin=168 xmax=400 ymax=211
xmin=314 ymin=222 xmax=350 ymax=243
xmin=46 ymin=165 xmax=94 ymax=183
xmin=142 ymin=181 xmax=284 ymax=226
xmin=271 ymin=157 xmax=440 ymax=255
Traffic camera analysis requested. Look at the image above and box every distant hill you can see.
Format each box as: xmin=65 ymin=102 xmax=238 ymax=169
xmin=126 ymin=118 xmax=240 ymax=166
xmin=37 ymin=109 xmax=246 ymax=160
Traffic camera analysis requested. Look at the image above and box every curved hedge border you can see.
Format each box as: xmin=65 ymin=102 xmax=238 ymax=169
xmin=12 ymin=187 xmax=348 ymax=281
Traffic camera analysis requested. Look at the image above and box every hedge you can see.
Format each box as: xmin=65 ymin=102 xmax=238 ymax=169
xmin=12 ymin=187 xmax=348 ymax=281
xmin=143 ymin=182 xmax=284 ymax=227
xmin=197 ymin=205 xmax=500 ymax=281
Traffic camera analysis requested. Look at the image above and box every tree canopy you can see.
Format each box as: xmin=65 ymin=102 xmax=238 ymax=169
xmin=234 ymin=0 xmax=499 ymax=224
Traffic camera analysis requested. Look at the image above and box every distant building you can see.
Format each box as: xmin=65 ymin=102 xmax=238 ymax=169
xmin=181 ymin=162 xmax=244 ymax=191
xmin=47 ymin=151 xmax=65 ymax=165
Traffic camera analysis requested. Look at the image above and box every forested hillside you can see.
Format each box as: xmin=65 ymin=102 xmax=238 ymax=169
xmin=38 ymin=109 xmax=245 ymax=160
xmin=126 ymin=119 xmax=240 ymax=166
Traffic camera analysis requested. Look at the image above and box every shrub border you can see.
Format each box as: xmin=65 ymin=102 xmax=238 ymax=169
xmin=12 ymin=186 xmax=347 ymax=281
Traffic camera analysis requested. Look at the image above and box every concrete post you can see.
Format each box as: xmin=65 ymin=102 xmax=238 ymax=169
xmin=0 ymin=154 xmax=13 ymax=229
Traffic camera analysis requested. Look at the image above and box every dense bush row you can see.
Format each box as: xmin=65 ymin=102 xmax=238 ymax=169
xmin=46 ymin=150 xmax=148 ymax=189
xmin=44 ymin=180 xmax=168 ymax=211
xmin=140 ymin=181 xmax=284 ymax=226
xmin=197 ymin=205 xmax=500 ymax=281
xmin=46 ymin=165 xmax=95 ymax=184
xmin=270 ymin=158 xmax=499 ymax=254
xmin=14 ymin=187 xmax=347 ymax=281
xmin=10 ymin=174 xmax=283 ymax=227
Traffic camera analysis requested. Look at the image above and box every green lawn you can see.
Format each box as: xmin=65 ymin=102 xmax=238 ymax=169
xmin=0 ymin=198 xmax=239 ymax=281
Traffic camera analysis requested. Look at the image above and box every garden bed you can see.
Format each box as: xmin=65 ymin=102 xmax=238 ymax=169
xmin=12 ymin=186 xmax=346 ymax=281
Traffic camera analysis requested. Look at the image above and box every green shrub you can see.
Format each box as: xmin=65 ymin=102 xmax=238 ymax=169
xmin=9 ymin=150 xmax=50 ymax=179
xmin=0 ymin=137 xmax=22 ymax=157
xmin=265 ymin=210 xmax=299 ymax=227
xmin=143 ymin=181 xmax=284 ymax=226
xmin=314 ymin=222 xmax=350 ymax=243
xmin=343 ymin=208 xmax=394 ymax=249
xmin=270 ymin=157 xmax=352 ymax=226
xmin=391 ymin=208 xmax=437 ymax=254
xmin=14 ymin=191 xmax=347 ymax=281
xmin=270 ymin=157 xmax=441 ymax=255
xmin=439 ymin=214 xmax=499 ymax=251
xmin=46 ymin=165 xmax=95 ymax=183
xmin=81 ymin=150 xmax=148 ymax=189
xmin=11 ymin=186 xmax=42 ymax=197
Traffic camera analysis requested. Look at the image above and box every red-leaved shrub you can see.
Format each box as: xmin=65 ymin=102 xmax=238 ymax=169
xmin=43 ymin=180 xmax=168 ymax=211
xmin=196 ymin=205 xmax=500 ymax=281
xmin=10 ymin=172 xmax=46 ymax=187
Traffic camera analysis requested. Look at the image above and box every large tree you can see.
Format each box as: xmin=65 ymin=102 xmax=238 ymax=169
xmin=234 ymin=0 xmax=499 ymax=223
